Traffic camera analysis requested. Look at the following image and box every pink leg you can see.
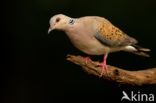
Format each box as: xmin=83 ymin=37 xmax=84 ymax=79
xmin=100 ymin=53 xmax=108 ymax=76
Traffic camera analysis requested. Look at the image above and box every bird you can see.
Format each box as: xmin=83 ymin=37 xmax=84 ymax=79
xmin=48 ymin=14 xmax=150 ymax=76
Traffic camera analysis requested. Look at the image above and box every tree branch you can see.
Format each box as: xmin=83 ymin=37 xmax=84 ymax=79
xmin=66 ymin=54 xmax=156 ymax=86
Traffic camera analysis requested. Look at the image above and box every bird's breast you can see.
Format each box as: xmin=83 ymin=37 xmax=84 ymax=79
xmin=65 ymin=27 xmax=110 ymax=55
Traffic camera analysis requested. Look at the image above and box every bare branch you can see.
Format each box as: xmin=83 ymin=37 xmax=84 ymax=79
xmin=67 ymin=55 xmax=156 ymax=86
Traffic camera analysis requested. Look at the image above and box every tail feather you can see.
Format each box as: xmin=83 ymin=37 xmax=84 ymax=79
xmin=132 ymin=51 xmax=150 ymax=57
xmin=124 ymin=45 xmax=150 ymax=57
xmin=132 ymin=44 xmax=150 ymax=57
xmin=132 ymin=44 xmax=150 ymax=52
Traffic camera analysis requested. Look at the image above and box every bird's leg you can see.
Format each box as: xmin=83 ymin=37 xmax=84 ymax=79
xmin=99 ymin=53 xmax=108 ymax=77
xmin=102 ymin=53 xmax=108 ymax=74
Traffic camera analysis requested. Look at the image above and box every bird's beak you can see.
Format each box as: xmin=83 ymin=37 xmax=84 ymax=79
xmin=48 ymin=28 xmax=52 ymax=34
xmin=48 ymin=27 xmax=54 ymax=34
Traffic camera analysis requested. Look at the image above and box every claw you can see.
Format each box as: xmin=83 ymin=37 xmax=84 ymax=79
xmin=80 ymin=56 xmax=92 ymax=64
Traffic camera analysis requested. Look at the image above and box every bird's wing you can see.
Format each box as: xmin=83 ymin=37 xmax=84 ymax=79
xmin=94 ymin=20 xmax=137 ymax=47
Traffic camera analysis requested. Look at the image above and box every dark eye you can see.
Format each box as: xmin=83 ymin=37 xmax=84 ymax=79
xmin=56 ymin=17 xmax=60 ymax=22
xmin=69 ymin=19 xmax=75 ymax=25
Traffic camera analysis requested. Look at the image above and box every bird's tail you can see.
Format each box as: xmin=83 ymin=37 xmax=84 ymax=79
xmin=124 ymin=44 xmax=151 ymax=57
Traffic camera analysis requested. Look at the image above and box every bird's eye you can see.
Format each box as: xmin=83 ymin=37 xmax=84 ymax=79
xmin=69 ymin=19 xmax=75 ymax=25
xmin=56 ymin=17 xmax=60 ymax=23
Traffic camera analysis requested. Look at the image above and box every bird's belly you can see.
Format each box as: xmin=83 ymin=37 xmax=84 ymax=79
xmin=81 ymin=45 xmax=108 ymax=55
xmin=69 ymin=36 xmax=109 ymax=55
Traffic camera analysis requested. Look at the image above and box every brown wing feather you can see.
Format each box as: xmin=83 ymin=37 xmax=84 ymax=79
xmin=95 ymin=20 xmax=137 ymax=47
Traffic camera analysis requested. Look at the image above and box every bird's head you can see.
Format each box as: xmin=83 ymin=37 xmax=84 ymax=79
xmin=48 ymin=14 xmax=75 ymax=34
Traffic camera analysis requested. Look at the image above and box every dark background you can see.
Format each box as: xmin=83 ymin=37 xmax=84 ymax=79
xmin=3 ymin=0 xmax=156 ymax=103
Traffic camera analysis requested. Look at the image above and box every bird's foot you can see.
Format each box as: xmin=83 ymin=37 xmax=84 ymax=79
xmin=100 ymin=63 xmax=108 ymax=77
xmin=80 ymin=56 xmax=92 ymax=64
xmin=96 ymin=62 xmax=108 ymax=77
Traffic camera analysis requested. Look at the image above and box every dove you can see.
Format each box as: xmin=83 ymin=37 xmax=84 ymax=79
xmin=48 ymin=14 xmax=150 ymax=75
